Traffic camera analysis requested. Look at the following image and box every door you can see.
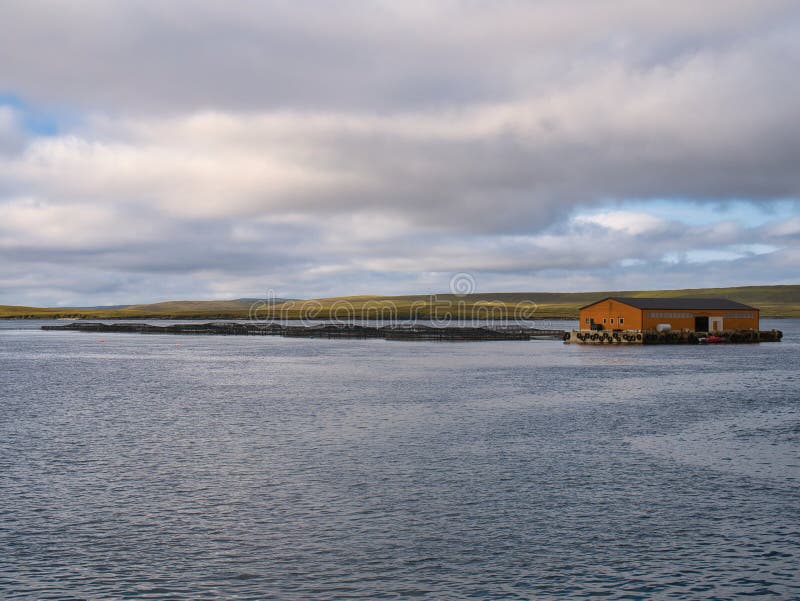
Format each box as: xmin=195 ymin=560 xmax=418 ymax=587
xmin=709 ymin=316 xmax=723 ymax=332
xmin=694 ymin=316 xmax=709 ymax=332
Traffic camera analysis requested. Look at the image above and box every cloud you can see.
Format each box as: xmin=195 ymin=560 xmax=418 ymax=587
xmin=5 ymin=68 xmax=800 ymax=232
xmin=2 ymin=1 xmax=797 ymax=112
xmin=0 ymin=106 xmax=24 ymax=155
xmin=0 ymin=1 xmax=799 ymax=304
xmin=574 ymin=212 xmax=669 ymax=236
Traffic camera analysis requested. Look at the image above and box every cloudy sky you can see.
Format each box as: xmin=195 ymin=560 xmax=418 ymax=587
xmin=1 ymin=1 xmax=799 ymax=305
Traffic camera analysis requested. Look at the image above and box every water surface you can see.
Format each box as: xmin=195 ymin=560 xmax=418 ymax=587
xmin=1 ymin=319 xmax=798 ymax=599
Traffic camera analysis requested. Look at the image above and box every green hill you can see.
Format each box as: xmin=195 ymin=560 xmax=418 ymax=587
xmin=1 ymin=285 xmax=798 ymax=319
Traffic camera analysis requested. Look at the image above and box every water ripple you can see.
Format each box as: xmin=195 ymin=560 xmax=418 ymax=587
xmin=1 ymin=319 xmax=799 ymax=598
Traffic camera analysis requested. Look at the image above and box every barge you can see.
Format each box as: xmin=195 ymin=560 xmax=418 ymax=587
xmin=564 ymin=328 xmax=782 ymax=344
xmin=565 ymin=296 xmax=782 ymax=344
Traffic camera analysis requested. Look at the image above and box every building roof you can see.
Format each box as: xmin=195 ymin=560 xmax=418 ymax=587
xmin=580 ymin=297 xmax=758 ymax=311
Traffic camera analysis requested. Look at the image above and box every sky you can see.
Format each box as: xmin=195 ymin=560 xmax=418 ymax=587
xmin=1 ymin=1 xmax=799 ymax=306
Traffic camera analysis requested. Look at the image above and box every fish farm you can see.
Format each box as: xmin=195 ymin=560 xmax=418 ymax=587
xmin=41 ymin=322 xmax=566 ymax=341
xmin=41 ymin=322 xmax=783 ymax=344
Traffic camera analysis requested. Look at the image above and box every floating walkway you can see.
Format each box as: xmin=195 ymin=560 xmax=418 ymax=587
xmin=41 ymin=322 xmax=566 ymax=341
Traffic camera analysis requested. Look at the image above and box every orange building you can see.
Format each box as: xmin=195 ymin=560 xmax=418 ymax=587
xmin=579 ymin=297 xmax=759 ymax=333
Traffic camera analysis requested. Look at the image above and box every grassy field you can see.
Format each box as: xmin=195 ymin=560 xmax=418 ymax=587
xmin=2 ymin=285 xmax=798 ymax=320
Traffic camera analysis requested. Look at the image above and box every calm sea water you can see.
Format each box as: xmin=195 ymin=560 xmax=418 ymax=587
xmin=1 ymin=319 xmax=798 ymax=599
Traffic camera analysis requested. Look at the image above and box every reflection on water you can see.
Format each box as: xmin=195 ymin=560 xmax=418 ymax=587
xmin=0 ymin=318 xmax=798 ymax=599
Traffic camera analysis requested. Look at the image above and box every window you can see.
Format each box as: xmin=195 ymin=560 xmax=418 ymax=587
xmin=603 ymin=318 xmax=607 ymax=324
xmin=610 ymin=318 xmax=615 ymax=325
xmin=585 ymin=317 xmax=590 ymax=324
xmin=648 ymin=312 xmax=692 ymax=319
xmin=724 ymin=312 xmax=754 ymax=318
xmin=619 ymin=317 xmax=624 ymax=325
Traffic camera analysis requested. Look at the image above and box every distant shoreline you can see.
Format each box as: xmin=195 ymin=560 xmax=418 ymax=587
xmin=3 ymin=284 xmax=799 ymax=320
xmin=4 ymin=315 xmax=585 ymax=321
xmin=5 ymin=315 xmax=796 ymax=321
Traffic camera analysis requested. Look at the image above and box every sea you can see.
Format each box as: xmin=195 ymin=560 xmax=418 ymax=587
xmin=1 ymin=318 xmax=798 ymax=599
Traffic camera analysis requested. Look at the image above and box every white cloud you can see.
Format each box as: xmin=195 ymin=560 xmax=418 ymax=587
xmin=770 ymin=216 xmax=800 ymax=237
xmin=574 ymin=211 xmax=668 ymax=235
xmin=0 ymin=197 xmax=164 ymax=249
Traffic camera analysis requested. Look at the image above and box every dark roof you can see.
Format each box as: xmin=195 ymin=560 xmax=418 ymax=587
xmin=581 ymin=297 xmax=758 ymax=311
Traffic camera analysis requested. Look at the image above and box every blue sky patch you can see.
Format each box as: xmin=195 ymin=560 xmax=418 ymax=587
xmin=0 ymin=93 xmax=67 ymax=136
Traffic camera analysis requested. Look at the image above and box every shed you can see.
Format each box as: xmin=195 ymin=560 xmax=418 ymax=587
xmin=578 ymin=297 xmax=759 ymax=332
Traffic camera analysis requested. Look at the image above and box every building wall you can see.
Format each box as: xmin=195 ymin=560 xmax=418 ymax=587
xmin=640 ymin=310 xmax=759 ymax=331
xmin=579 ymin=299 xmax=643 ymax=331
xmin=580 ymin=301 xmax=759 ymax=331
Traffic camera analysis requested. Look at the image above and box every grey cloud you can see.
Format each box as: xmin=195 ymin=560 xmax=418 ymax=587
xmin=0 ymin=1 xmax=797 ymax=113
xmin=1 ymin=1 xmax=799 ymax=304
xmin=3 ymin=2 xmax=800 ymax=233
xmin=0 ymin=201 xmax=796 ymax=304
xmin=0 ymin=108 xmax=24 ymax=155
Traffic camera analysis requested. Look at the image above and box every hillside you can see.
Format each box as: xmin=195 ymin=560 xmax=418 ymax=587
xmin=1 ymin=285 xmax=798 ymax=319
xmin=263 ymin=285 xmax=800 ymax=319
